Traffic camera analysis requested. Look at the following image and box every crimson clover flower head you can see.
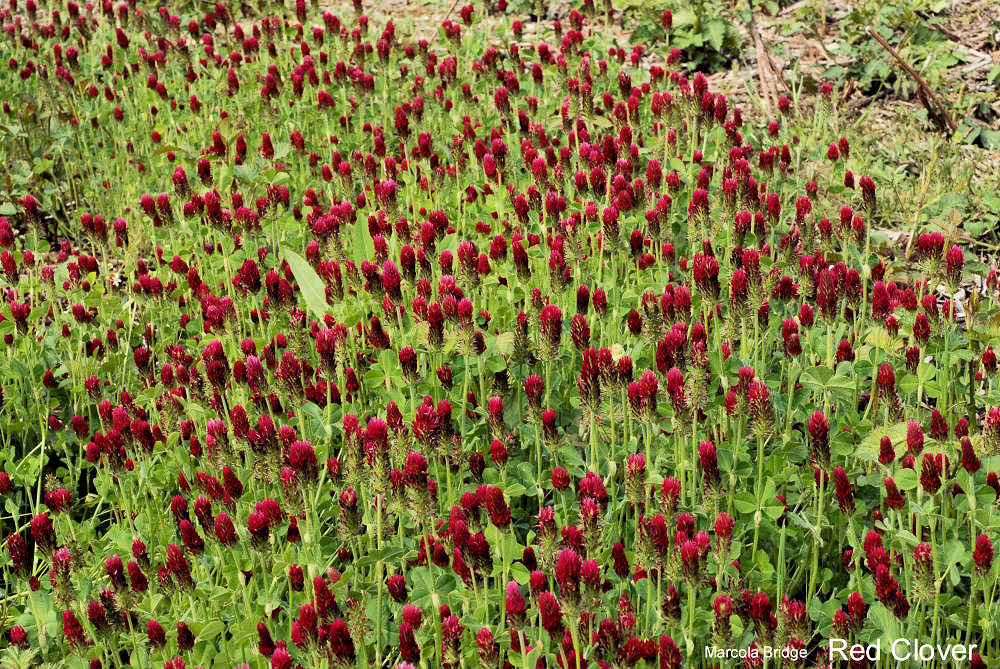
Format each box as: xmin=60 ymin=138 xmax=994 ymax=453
xmin=45 ymin=487 xmax=72 ymax=512
xmin=876 ymin=362 xmax=895 ymax=388
xmin=179 ymin=520 xmax=204 ymax=554
xmin=488 ymin=395 xmax=503 ymax=419
xmin=961 ymin=437 xmax=981 ymax=473
xmin=539 ymin=304 xmax=563 ymax=353
xmin=973 ymin=534 xmax=993 ymax=574
xmin=247 ymin=511 xmax=270 ymax=549
xmin=913 ymin=542 xmax=933 ymax=574
xmin=476 ymin=627 xmax=499 ymax=664
xmin=30 ymin=512 xmax=56 ymax=555
xmin=906 ymin=420 xmax=924 ymax=456
xmin=714 ymin=511 xmax=734 ymax=556
xmin=62 ymin=609 xmax=88 ymax=649
xmin=699 ymin=440 xmax=720 ymax=489
xmin=659 ymin=476 xmax=681 ymax=514
xmin=401 ymin=604 xmax=423 ymax=628
xmin=127 ymin=560 xmax=147 ymax=592
xmin=816 ymin=268 xmax=839 ymax=320
xmin=403 ymin=451 xmax=429 ymax=488
xmin=878 ymin=435 xmax=896 ymax=465
xmin=832 ymin=467 xmax=855 ymax=515
xmin=541 ymin=408 xmax=557 ymax=441
xmin=592 ymin=287 xmax=608 ymax=317
xmin=658 ymin=634 xmax=682 ymax=669
xmin=287 ymin=564 xmax=304 ymax=593
xmin=9 ymin=625 xmax=27 ymax=649
xmin=484 ymin=486 xmax=511 ymax=528
xmin=105 ymin=554 xmax=126 ymax=589
xmin=440 ymin=615 xmax=464 ymax=666
xmin=986 ymin=407 xmax=1000 ymax=451
xmin=398 ymin=622 xmax=419 ymax=664
xmin=505 ymin=581 xmax=527 ymax=628
xmin=538 ymin=591 xmax=563 ymax=636
xmin=147 ymin=619 xmax=166 ymax=647
xmin=945 ymin=244 xmax=963 ymax=286
xmin=177 ymin=621 xmax=194 ymax=651
xmin=919 ymin=453 xmax=942 ymax=494
xmin=489 ymin=440 xmax=508 ymax=468
xmin=524 ymin=375 xmax=544 ymax=408
xmin=808 ymin=410 xmax=830 ymax=466
xmin=713 ymin=593 xmax=733 ymax=618
xmin=397 ymin=346 xmax=417 ymax=381
xmin=555 ymin=548 xmax=582 ymax=601
xmin=858 ymin=175 xmax=876 ymax=213
xmin=625 ymin=452 xmax=646 ymax=486
xmin=983 ymin=346 xmax=998 ymax=375
xmin=883 ymin=477 xmax=905 ymax=509
xmin=928 ymin=409 xmax=948 ymax=440
xmin=269 ymin=643 xmax=292 ymax=669
xmin=548 ymin=466 xmax=570 ymax=492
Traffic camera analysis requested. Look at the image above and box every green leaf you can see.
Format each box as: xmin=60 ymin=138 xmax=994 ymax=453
xmin=492 ymin=332 xmax=515 ymax=356
xmin=272 ymin=141 xmax=291 ymax=160
xmin=799 ymin=366 xmax=855 ymax=399
xmin=733 ymin=492 xmax=756 ymax=514
xmin=198 ymin=620 xmax=225 ymax=640
xmin=505 ymin=482 xmax=527 ymax=498
xmin=510 ymin=647 xmax=542 ymax=668
xmin=857 ymin=422 xmax=909 ymax=461
xmin=799 ymin=365 xmax=835 ymax=390
xmin=916 ymin=362 xmax=936 ymax=383
xmin=763 ymin=502 xmax=785 ymax=520
xmin=234 ymin=164 xmax=259 ymax=183
xmin=898 ymin=373 xmax=918 ymax=394
xmin=866 ymin=602 xmax=890 ymax=638
xmin=352 ymin=219 xmax=375 ymax=261
xmin=894 ymin=468 xmax=918 ymax=491
xmin=216 ymin=163 xmax=233 ymax=192
xmin=942 ymin=540 xmax=967 ymax=567
xmin=705 ymin=19 xmax=726 ymax=51
xmin=510 ymin=562 xmax=529 ymax=584
xmin=754 ymin=549 xmax=773 ymax=576
xmin=966 ymin=261 xmax=989 ymax=277
xmin=865 ymin=326 xmax=902 ymax=352
xmin=978 ymin=129 xmax=1000 ymax=150
xmin=281 ymin=246 xmax=328 ymax=320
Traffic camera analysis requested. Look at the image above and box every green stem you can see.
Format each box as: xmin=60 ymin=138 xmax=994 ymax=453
xmin=808 ymin=472 xmax=826 ymax=605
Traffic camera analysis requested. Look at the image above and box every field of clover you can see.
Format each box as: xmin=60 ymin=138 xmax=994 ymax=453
xmin=1 ymin=0 xmax=1000 ymax=668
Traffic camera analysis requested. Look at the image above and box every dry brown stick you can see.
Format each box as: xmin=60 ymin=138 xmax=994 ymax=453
xmin=428 ymin=0 xmax=463 ymax=44
xmin=866 ymin=27 xmax=957 ymax=133
xmin=748 ymin=15 xmax=783 ymax=114
xmin=750 ymin=16 xmax=790 ymax=89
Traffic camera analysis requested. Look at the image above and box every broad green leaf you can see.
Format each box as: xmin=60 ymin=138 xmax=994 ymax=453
xmin=799 ymin=365 xmax=835 ymax=389
xmin=351 ymin=219 xmax=375 ymax=261
xmin=733 ymin=492 xmax=756 ymax=514
xmin=894 ymin=468 xmax=918 ymax=491
xmin=493 ymin=332 xmax=515 ymax=356
xmin=857 ymin=422 xmax=909 ymax=461
xmin=942 ymin=540 xmax=967 ymax=567
xmin=505 ymin=482 xmax=526 ymax=498
xmin=281 ymin=246 xmax=328 ymax=320
xmin=916 ymin=362 xmax=936 ymax=383
xmin=705 ymin=19 xmax=726 ymax=51
xmin=865 ymin=326 xmax=902 ymax=352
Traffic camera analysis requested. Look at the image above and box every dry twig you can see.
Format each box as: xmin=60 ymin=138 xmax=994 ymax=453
xmin=866 ymin=27 xmax=957 ymax=133
xmin=748 ymin=14 xmax=788 ymax=115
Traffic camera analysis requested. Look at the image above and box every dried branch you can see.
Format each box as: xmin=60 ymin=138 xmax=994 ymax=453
xmin=866 ymin=27 xmax=957 ymax=133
